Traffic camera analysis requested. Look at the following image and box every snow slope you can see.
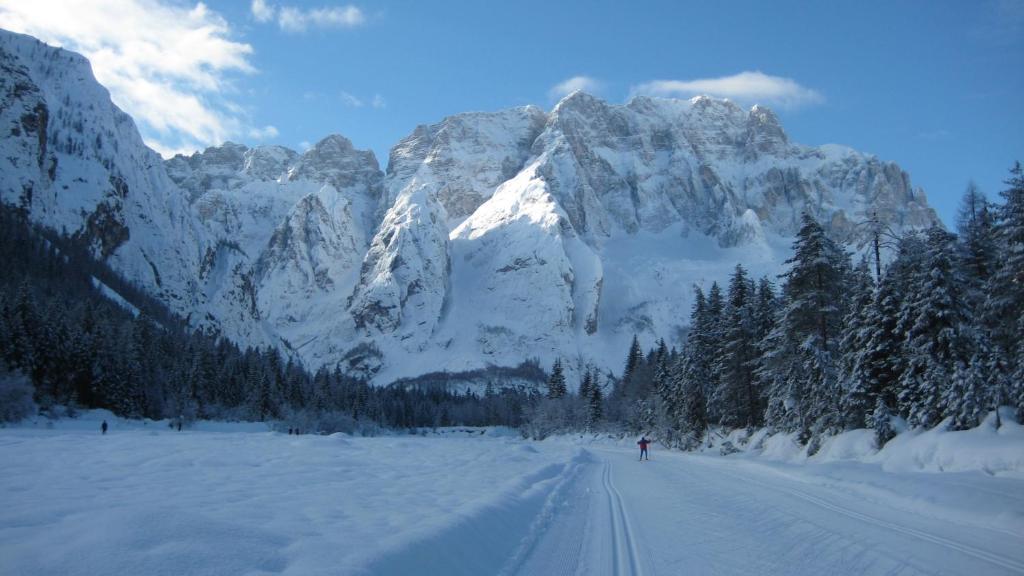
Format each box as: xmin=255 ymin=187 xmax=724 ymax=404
xmin=1 ymin=420 xmax=1021 ymax=576
xmin=0 ymin=30 xmax=202 ymax=314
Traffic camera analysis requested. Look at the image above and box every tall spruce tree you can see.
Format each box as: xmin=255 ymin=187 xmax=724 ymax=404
xmin=665 ymin=288 xmax=712 ymax=447
xmin=761 ymin=213 xmax=850 ymax=438
xmin=546 ymin=358 xmax=567 ymax=399
xmin=712 ymin=265 xmax=760 ymax=428
xmin=839 ymin=257 xmax=877 ymax=428
xmin=957 ymin=182 xmax=996 ymax=303
xmin=985 ymin=163 xmax=1024 ymax=421
xmin=623 ymin=335 xmax=644 ymax=386
xmin=897 ymin=226 xmax=975 ymax=428
xmin=587 ymin=369 xmax=604 ymax=429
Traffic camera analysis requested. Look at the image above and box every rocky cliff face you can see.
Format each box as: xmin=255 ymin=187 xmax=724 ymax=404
xmin=351 ymin=91 xmax=936 ymax=383
xmin=0 ymin=30 xmax=202 ymax=314
xmin=0 ymin=30 xmax=939 ymax=385
xmin=166 ymin=135 xmax=384 ymax=355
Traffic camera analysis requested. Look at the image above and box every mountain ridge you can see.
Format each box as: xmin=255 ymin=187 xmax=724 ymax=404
xmin=0 ymin=29 xmax=940 ymax=386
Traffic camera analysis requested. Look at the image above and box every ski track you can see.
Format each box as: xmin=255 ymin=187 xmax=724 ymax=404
xmin=510 ymin=446 xmax=1024 ymax=576
xmin=709 ymin=465 xmax=1024 ymax=574
xmin=603 ymin=460 xmax=645 ymax=576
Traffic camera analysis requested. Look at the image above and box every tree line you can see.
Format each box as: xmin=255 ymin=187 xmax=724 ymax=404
xmin=530 ymin=163 xmax=1024 ymax=449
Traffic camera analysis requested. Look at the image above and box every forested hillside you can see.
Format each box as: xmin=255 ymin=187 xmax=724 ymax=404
xmin=0 ymin=204 xmax=528 ymax=430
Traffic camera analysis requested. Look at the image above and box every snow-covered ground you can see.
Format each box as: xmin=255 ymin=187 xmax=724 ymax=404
xmin=2 ymin=414 xmax=1023 ymax=575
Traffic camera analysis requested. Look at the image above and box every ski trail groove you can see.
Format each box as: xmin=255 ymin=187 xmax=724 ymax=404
xmin=715 ymin=467 xmax=1024 ymax=574
xmin=602 ymin=460 xmax=644 ymax=576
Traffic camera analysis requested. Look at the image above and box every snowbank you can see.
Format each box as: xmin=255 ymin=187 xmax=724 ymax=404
xmin=9 ymin=408 xmax=273 ymax=433
xmin=697 ymin=408 xmax=1024 ymax=478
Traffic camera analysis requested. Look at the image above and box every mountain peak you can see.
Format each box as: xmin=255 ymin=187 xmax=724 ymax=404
xmin=307 ymin=134 xmax=356 ymax=154
xmin=745 ymin=104 xmax=788 ymax=154
xmin=551 ymin=90 xmax=605 ymax=115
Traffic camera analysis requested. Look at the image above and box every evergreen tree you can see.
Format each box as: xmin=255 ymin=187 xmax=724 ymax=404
xmin=663 ymin=289 xmax=712 ymax=447
xmin=839 ymin=257 xmax=877 ymax=428
xmin=752 ymin=276 xmax=777 ymax=343
xmin=957 ymin=182 xmax=996 ymax=303
xmin=587 ymin=369 xmax=604 ymax=429
xmin=865 ymin=233 xmax=927 ymax=413
xmin=871 ymin=396 xmax=896 ymax=448
xmin=760 ymin=213 xmax=850 ymax=438
xmin=578 ymin=369 xmax=594 ymax=405
xmin=623 ymin=335 xmax=644 ymax=386
xmin=700 ymin=282 xmax=725 ymax=422
xmin=546 ymin=358 xmax=567 ymax=399
xmin=712 ymin=265 xmax=760 ymax=428
xmin=652 ymin=339 xmax=671 ymax=401
xmin=985 ymin=163 xmax=1024 ymax=403
xmin=897 ymin=226 xmax=974 ymax=428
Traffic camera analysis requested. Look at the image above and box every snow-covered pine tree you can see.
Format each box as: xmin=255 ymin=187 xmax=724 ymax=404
xmin=247 ymin=362 xmax=279 ymax=422
xmin=587 ymin=369 xmax=604 ymax=429
xmin=863 ymin=233 xmax=926 ymax=419
xmin=753 ymin=276 xmax=777 ymax=343
xmin=871 ymin=396 xmax=896 ymax=448
xmin=957 ymin=182 xmax=996 ymax=307
xmin=1013 ymin=323 xmax=1024 ymax=422
xmin=762 ymin=213 xmax=850 ymax=439
xmin=579 ymin=369 xmax=594 ymax=403
xmin=663 ymin=288 xmax=712 ymax=447
xmin=897 ymin=226 xmax=975 ymax=428
xmin=623 ymin=335 xmax=644 ymax=386
xmin=985 ymin=163 xmax=1024 ymax=401
xmin=839 ymin=257 xmax=877 ymax=429
xmin=945 ymin=353 xmax=987 ymax=430
xmin=711 ymin=264 xmax=760 ymax=428
xmin=653 ymin=339 xmax=670 ymax=399
xmin=546 ymin=358 xmax=567 ymax=399
xmin=701 ymin=282 xmax=725 ymax=423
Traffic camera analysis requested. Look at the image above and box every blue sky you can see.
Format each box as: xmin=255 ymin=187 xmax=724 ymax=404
xmin=2 ymin=0 xmax=1022 ymax=226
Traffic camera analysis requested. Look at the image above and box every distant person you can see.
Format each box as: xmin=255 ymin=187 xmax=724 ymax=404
xmin=637 ymin=436 xmax=650 ymax=461
xmin=177 ymin=421 xmax=182 ymax=432
xmin=101 ymin=420 xmax=108 ymax=435
xmin=288 ymin=428 xmax=293 ymax=435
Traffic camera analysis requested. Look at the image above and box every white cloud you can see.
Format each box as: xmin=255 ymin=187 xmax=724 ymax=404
xmin=249 ymin=125 xmax=279 ymax=140
xmin=549 ymin=75 xmax=600 ymax=100
xmin=630 ymin=71 xmax=824 ymax=109
xmin=338 ymin=91 xmax=385 ymax=110
xmin=277 ymin=5 xmax=365 ymax=32
xmin=0 ymin=0 xmax=267 ymax=156
xmin=340 ymin=91 xmax=364 ymax=107
xmin=251 ymin=0 xmax=275 ymax=23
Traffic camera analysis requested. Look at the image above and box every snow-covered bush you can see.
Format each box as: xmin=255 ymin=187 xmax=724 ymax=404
xmin=280 ymin=408 xmax=385 ymax=436
xmin=719 ymin=440 xmax=740 ymax=456
xmin=0 ymin=368 xmax=36 ymax=424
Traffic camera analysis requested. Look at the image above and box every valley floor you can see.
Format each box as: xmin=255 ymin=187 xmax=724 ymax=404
xmin=1 ymin=419 xmax=1022 ymax=575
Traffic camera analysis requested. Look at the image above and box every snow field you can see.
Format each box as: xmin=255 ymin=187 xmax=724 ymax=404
xmin=2 ymin=416 xmax=1023 ymax=575
xmin=0 ymin=424 xmax=579 ymax=576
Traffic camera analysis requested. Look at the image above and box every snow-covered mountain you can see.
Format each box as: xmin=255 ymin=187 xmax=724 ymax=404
xmin=0 ymin=31 xmax=202 ymax=315
xmin=0 ymin=29 xmax=939 ymax=385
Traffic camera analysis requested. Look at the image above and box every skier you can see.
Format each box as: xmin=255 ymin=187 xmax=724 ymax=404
xmin=101 ymin=420 xmax=108 ymax=435
xmin=637 ymin=436 xmax=650 ymax=461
